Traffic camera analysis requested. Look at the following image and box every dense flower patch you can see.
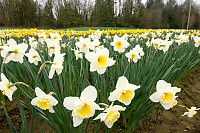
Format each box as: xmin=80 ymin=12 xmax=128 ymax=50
xmin=0 ymin=28 xmax=200 ymax=132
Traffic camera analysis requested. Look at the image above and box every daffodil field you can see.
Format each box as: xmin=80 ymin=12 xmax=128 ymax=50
xmin=0 ymin=28 xmax=200 ymax=132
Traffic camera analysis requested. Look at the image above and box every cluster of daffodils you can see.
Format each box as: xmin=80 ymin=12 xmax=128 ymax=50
xmin=28 ymin=76 xmax=139 ymax=128
xmin=1 ymin=29 xmax=200 ymax=132
xmin=63 ymin=76 xmax=139 ymax=128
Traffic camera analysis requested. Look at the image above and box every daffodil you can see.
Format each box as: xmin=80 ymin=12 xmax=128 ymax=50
xmin=25 ymin=48 xmax=41 ymax=65
xmin=125 ymin=49 xmax=141 ymax=63
xmin=46 ymin=39 xmax=60 ymax=57
xmin=28 ymin=37 xmax=38 ymax=48
xmin=89 ymin=39 xmax=101 ymax=52
xmin=175 ymin=34 xmax=189 ymax=45
xmin=134 ymin=45 xmax=144 ymax=56
xmin=75 ymin=37 xmax=91 ymax=53
xmin=73 ymin=50 xmax=83 ymax=60
xmin=1 ymin=39 xmax=28 ymax=63
xmin=182 ymin=107 xmax=200 ymax=118
xmin=109 ymin=76 xmax=140 ymax=105
xmin=194 ymin=36 xmax=200 ymax=47
xmin=158 ymin=40 xmax=172 ymax=53
xmin=50 ymin=32 xmax=62 ymax=41
xmin=38 ymin=32 xmax=47 ymax=44
xmin=85 ymin=48 xmax=115 ymax=74
xmin=150 ymin=80 xmax=181 ymax=110
xmin=31 ymin=87 xmax=58 ymax=113
xmin=49 ymin=50 xmax=65 ymax=79
xmin=110 ymin=35 xmax=129 ymax=53
xmin=0 ymin=73 xmax=17 ymax=101
xmin=94 ymin=102 xmax=126 ymax=128
xmin=63 ymin=86 xmax=102 ymax=127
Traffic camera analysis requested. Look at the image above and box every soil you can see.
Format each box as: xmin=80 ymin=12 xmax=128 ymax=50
xmin=0 ymin=65 xmax=200 ymax=133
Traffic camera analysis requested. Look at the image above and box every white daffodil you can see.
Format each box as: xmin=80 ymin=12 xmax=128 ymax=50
xmin=38 ymin=32 xmax=47 ymax=44
xmin=151 ymin=38 xmax=162 ymax=48
xmin=125 ymin=49 xmax=141 ymax=63
xmin=94 ymin=103 xmax=126 ymax=128
xmin=50 ymin=32 xmax=62 ymax=41
xmin=25 ymin=48 xmax=41 ymax=65
xmin=29 ymin=37 xmax=38 ymax=49
xmin=182 ymin=107 xmax=200 ymax=118
xmin=0 ymin=73 xmax=17 ymax=101
xmin=175 ymin=34 xmax=189 ymax=45
xmin=63 ymin=86 xmax=102 ymax=127
xmin=146 ymin=40 xmax=151 ymax=47
xmin=110 ymin=35 xmax=129 ymax=53
xmin=89 ymin=39 xmax=101 ymax=52
xmin=159 ymin=40 xmax=172 ymax=53
xmin=194 ymin=36 xmax=200 ymax=47
xmin=31 ymin=87 xmax=58 ymax=113
xmin=75 ymin=37 xmax=91 ymax=53
xmin=85 ymin=48 xmax=115 ymax=74
xmin=134 ymin=45 xmax=144 ymax=56
xmin=46 ymin=38 xmax=60 ymax=57
xmin=109 ymin=76 xmax=140 ymax=105
xmin=150 ymin=80 xmax=181 ymax=110
xmin=49 ymin=50 xmax=65 ymax=79
xmin=1 ymin=39 xmax=28 ymax=63
xmin=74 ymin=50 xmax=83 ymax=60
xmin=94 ymin=29 xmax=102 ymax=39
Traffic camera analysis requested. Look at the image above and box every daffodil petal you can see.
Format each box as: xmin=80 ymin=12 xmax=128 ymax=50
xmin=150 ymin=92 xmax=160 ymax=102
xmin=108 ymin=90 xmax=120 ymax=102
xmin=1 ymin=73 xmax=9 ymax=84
xmin=63 ymin=97 xmax=80 ymax=110
xmin=160 ymin=102 xmax=171 ymax=110
xmin=80 ymin=86 xmax=97 ymax=101
xmin=35 ymin=87 xmax=46 ymax=97
xmin=116 ymin=76 xmax=129 ymax=89
xmin=73 ymin=116 xmax=83 ymax=127
xmin=112 ymin=105 xmax=126 ymax=111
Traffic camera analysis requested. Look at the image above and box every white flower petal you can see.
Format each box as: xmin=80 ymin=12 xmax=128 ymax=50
xmin=116 ymin=76 xmax=129 ymax=89
xmin=49 ymin=67 xmax=55 ymax=79
xmin=105 ymin=121 xmax=114 ymax=128
xmin=35 ymin=87 xmax=46 ymax=97
xmin=108 ymin=90 xmax=120 ymax=102
xmin=80 ymin=86 xmax=97 ymax=101
xmin=96 ymin=67 xmax=106 ymax=74
xmin=85 ymin=52 xmax=97 ymax=63
xmin=1 ymin=73 xmax=9 ymax=83
xmin=63 ymin=97 xmax=80 ymax=110
xmin=160 ymin=102 xmax=171 ymax=110
xmin=73 ymin=116 xmax=83 ymax=127
xmin=94 ymin=113 xmax=106 ymax=121
xmin=156 ymin=80 xmax=171 ymax=91
xmin=150 ymin=92 xmax=161 ymax=103
xmin=112 ymin=105 xmax=126 ymax=111
xmin=49 ymin=107 xmax=55 ymax=113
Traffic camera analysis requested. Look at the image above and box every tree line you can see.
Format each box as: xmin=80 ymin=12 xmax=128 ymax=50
xmin=0 ymin=0 xmax=200 ymax=29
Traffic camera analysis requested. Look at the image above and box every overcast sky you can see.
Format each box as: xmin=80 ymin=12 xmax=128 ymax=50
xmin=141 ymin=0 xmax=200 ymax=5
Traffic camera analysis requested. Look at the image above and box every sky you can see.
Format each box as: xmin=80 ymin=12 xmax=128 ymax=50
xmin=141 ymin=0 xmax=200 ymax=5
